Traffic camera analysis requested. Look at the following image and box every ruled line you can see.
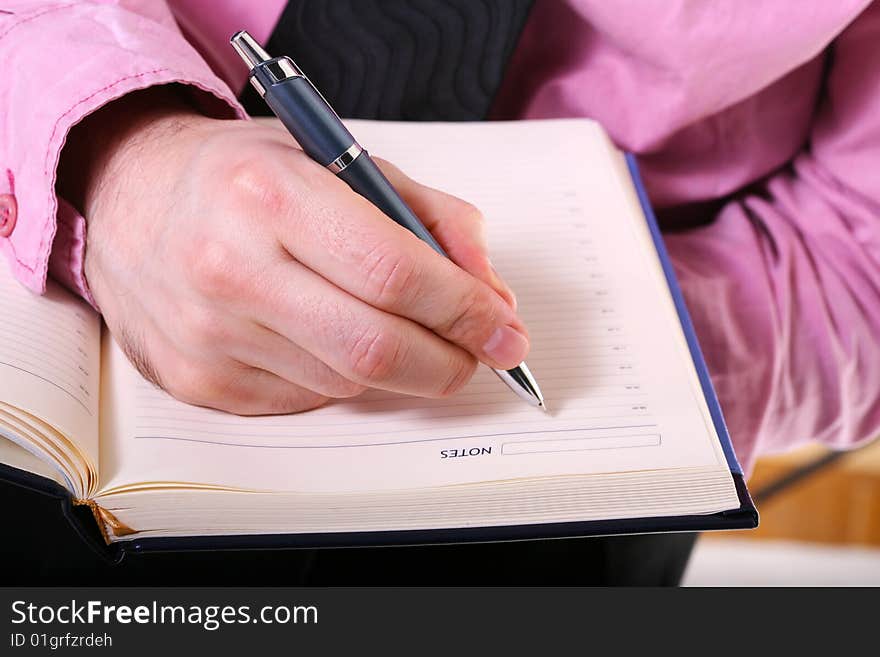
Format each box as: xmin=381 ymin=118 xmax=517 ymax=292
xmin=134 ymin=424 xmax=660 ymax=450
xmin=0 ymin=361 xmax=92 ymax=415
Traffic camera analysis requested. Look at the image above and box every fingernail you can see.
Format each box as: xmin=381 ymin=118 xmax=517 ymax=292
xmin=482 ymin=325 xmax=529 ymax=367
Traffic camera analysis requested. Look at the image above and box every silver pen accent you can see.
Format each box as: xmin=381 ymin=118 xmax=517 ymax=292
xmin=327 ymin=143 xmax=364 ymax=174
xmin=495 ymin=364 xmax=546 ymax=411
xmin=231 ymin=30 xmax=547 ymax=411
xmin=230 ymin=30 xmax=272 ymax=65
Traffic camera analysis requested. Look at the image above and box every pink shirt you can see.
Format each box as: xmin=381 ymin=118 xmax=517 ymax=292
xmin=1 ymin=1 xmax=878 ymax=471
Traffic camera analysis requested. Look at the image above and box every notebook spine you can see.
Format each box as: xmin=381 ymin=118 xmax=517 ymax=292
xmin=65 ymin=497 xmax=124 ymax=562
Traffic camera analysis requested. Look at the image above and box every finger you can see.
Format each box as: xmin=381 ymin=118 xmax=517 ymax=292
xmin=374 ymin=157 xmax=516 ymax=309
xmin=258 ymin=258 xmax=479 ymax=397
xmin=160 ymin=352 xmax=330 ymax=415
xmin=113 ymin=315 xmax=329 ymax=415
xmin=269 ymin=161 xmax=529 ymax=369
xmin=196 ymin=365 xmax=331 ymax=416
xmin=228 ymin=323 xmax=366 ymax=399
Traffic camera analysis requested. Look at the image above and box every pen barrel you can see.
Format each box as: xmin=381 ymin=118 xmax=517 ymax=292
xmin=337 ymin=152 xmax=448 ymax=256
xmin=260 ymin=75 xmax=356 ymax=167
xmin=255 ymin=68 xmax=446 ymax=256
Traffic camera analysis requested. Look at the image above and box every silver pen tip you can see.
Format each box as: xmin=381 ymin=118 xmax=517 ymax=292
xmin=538 ymin=400 xmax=549 ymax=414
xmin=492 ymin=364 xmax=546 ymax=411
xmin=230 ymin=30 xmax=271 ymax=69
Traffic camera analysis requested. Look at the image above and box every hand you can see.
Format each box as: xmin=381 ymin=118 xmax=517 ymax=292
xmin=58 ymin=87 xmax=527 ymax=414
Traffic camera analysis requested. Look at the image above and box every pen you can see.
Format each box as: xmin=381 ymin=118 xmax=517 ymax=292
xmin=230 ymin=30 xmax=546 ymax=411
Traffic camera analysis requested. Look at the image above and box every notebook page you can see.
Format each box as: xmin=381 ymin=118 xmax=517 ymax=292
xmin=0 ymin=266 xmax=101 ymax=472
xmin=98 ymin=119 xmax=727 ymax=495
xmin=0 ymin=435 xmax=68 ymax=489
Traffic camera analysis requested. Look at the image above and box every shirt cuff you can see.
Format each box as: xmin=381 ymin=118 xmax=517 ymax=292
xmin=0 ymin=3 xmax=246 ymax=301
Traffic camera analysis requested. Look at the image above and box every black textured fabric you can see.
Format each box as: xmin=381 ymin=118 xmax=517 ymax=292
xmin=240 ymin=0 xmax=534 ymax=120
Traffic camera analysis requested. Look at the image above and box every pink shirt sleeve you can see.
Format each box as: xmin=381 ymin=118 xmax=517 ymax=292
xmin=663 ymin=3 xmax=880 ymax=470
xmin=0 ymin=1 xmax=245 ymax=302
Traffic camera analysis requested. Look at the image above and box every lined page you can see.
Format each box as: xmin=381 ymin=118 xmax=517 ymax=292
xmin=0 ymin=267 xmax=101 ymax=472
xmin=0 ymin=435 xmax=68 ymax=489
xmin=98 ymin=119 xmax=727 ymax=495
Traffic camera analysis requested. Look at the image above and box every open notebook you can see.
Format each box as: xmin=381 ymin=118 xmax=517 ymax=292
xmin=0 ymin=118 xmax=756 ymax=553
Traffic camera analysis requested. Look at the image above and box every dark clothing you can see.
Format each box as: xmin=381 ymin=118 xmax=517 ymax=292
xmin=241 ymin=0 xmax=534 ymax=121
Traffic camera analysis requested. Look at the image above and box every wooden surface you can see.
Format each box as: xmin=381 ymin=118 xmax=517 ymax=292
xmin=716 ymin=440 xmax=880 ymax=545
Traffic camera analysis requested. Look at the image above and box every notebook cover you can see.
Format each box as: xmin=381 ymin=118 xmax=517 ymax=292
xmin=0 ymin=462 xmax=123 ymax=562
xmin=0 ymin=152 xmax=756 ymax=557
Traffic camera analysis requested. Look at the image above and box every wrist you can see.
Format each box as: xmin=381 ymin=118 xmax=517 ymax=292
xmin=57 ymin=85 xmax=214 ymax=218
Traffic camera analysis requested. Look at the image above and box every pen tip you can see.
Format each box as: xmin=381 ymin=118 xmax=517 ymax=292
xmin=538 ymin=400 xmax=549 ymax=414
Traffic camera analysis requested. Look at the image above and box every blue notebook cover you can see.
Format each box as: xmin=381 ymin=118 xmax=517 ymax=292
xmin=0 ymin=154 xmax=757 ymax=560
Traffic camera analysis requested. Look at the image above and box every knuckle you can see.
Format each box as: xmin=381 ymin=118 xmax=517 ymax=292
xmin=457 ymin=201 xmax=484 ymax=225
xmin=266 ymin=391 xmax=330 ymax=415
xmin=345 ymin=326 xmax=405 ymax=384
xmin=323 ymin=376 xmax=367 ymax=399
xmin=439 ymin=283 xmax=492 ymax=344
xmin=186 ymin=239 xmax=249 ymax=299
xmin=223 ymin=155 xmax=288 ymax=216
xmin=223 ymin=386 xmax=330 ymax=416
xmin=438 ymin=355 xmax=478 ymax=397
xmin=360 ymin=243 xmax=419 ymax=308
xmin=300 ymin=354 xmax=366 ymax=398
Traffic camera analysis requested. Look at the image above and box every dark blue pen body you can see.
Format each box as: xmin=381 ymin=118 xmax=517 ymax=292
xmin=254 ymin=68 xmax=446 ymax=256
xmin=337 ymin=155 xmax=446 ymax=255
xmin=261 ymin=76 xmax=351 ymax=167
